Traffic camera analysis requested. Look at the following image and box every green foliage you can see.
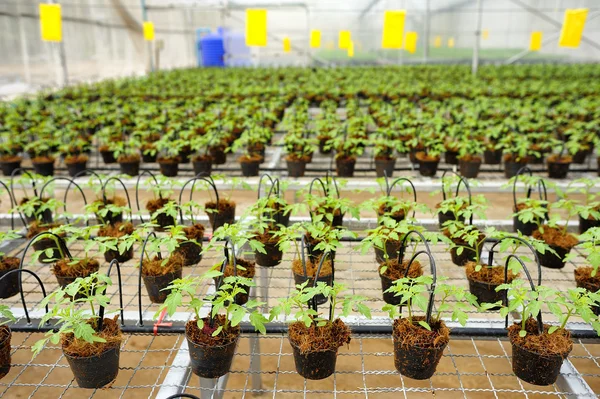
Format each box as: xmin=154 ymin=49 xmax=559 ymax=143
xmin=567 ymin=227 xmax=600 ymax=276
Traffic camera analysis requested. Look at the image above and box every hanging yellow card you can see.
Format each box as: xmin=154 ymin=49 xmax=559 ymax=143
xmin=405 ymin=31 xmax=418 ymax=54
xmin=530 ymin=31 xmax=542 ymax=51
xmin=246 ymin=9 xmax=267 ymax=46
xmin=348 ymin=40 xmax=354 ymax=57
xmin=310 ymin=30 xmax=321 ymax=48
xmin=448 ymin=37 xmax=455 ymax=48
xmin=283 ymin=36 xmax=291 ymax=53
xmin=143 ymin=22 xmax=155 ymax=41
xmin=40 ymin=4 xmax=62 ymax=42
xmin=381 ymin=10 xmax=405 ymax=49
xmin=482 ymin=29 xmax=489 ymax=40
xmin=339 ymin=31 xmax=351 ymax=49
xmin=559 ymin=9 xmax=588 ymax=48
xmin=434 ymin=36 xmax=442 ymax=48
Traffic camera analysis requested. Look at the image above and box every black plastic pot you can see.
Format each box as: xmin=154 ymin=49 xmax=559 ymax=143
xmin=207 ymin=208 xmax=235 ymax=230
xmin=293 ymin=272 xmax=332 ymax=305
xmin=393 ymin=334 xmax=446 ymax=380
xmin=319 ymin=139 xmax=332 ymax=154
xmin=579 ymin=215 xmax=600 ymax=234
xmin=240 ymin=160 xmax=260 ymax=177
xmin=142 ymin=152 xmax=157 ymax=163
xmin=187 ymin=333 xmax=238 ymax=378
xmin=547 ymin=160 xmax=570 ymax=179
xmin=143 ymin=269 xmax=182 ymax=303
xmin=374 ymin=241 xmax=401 ymax=264
xmin=417 ymin=158 xmax=439 ymax=177
xmin=214 ymin=278 xmax=251 ymax=305
xmin=119 ymin=160 xmax=140 ymax=177
xmin=444 ymin=151 xmax=459 ymax=165
xmin=290 ymin=339 xmax=337 ymax=380
xmin=375 ymin=158 xmax=396 ymax=178
xmin=176 ymin=241 xmax=202 ymax=266
xmin=468 ymin=278 xmax=503 ymax=310
xmin=210 ymin=148 xmax=227 ymax=165
xmin=438 ymin=211 xmax=464 ymax=228
xmin=66 ymin=161 xmax=87 ymax=178
xmin=100 ymin=150 xmax=116 ymax=164
xmin=380 ymin=274 xmax=401 ymax=305
xmin=159 ymin=161 xmax=179 ymax=177
xmin=450 ymin=242 xmax=481 ymax=266
xmin=254 ymin=241 xmax=283 ymax=267
xmin=154 ymin=214 xmax=176 ymax=231
xmin=336 ymin=158 xmax=356 ymax=177
xmin=0 ymin=326 xmax=11 ymax=380
xmin=65 ymin=345 xmax=120 ymax=388
xmin=0 ymin=262 xmax=20 ymax=299
xmin=513 ymin=216 xmax=537 ymax=236
xmin=287 ymin=159 xmax=308 ymax=178
xmin=459 ymin=159 xmax=481 ymax=179
xmin=0 ymin=159 xmax=21 ymax=176
xmin=192 ymin=160 xmax=212 ymax=176
xmin=483 ymin=149 xmax=502 ymax=165
xmin=103 ymin=246 xmax=134 ymax=264
xmin=33 ymin=161 xmax=54 ymax=176
xmin=32 ymin=238 xmax=61 ymax=263
xmin=96 ymin=210 xmax=122 ymax=226
xmin=575 ymin=278 xmax=600 ymax=316
xmin=504 ymin=161 xmax=527 ymax=179
xmin=511 ymin=340 xmax=568 ymax=386
xmin=572 ymin=149 xmax=588 ymax=164
xmin=536 ymin=245 xmax=570 ymax=269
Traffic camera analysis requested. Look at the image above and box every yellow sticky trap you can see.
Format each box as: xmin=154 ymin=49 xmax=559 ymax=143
xmin=448 ymin=37 xmax=455 ymax=48
xmin=405 ymin=31 xmax=418 ymax=54
xmin=39 ymin=4 xmax=62 ymax=42
xmin=434 ymin=36 xmax=442 ymax=48
xmin=381 ymin=10 xmax=406 ymax=49
xmin=143 ymin=22 xmax=155 ymax=41
xmin=348 ymin=41 xmax=354 ymax=57
xmin=246 ymin=9 xmax=267 ymax=46
xmin=325 ymin=40 xmax=335 ymax=50
xmin=283 ymin=37 xmax=291 ymax=53
xmin=482 ymin=29 xmax=489 ymax=40
xmin=339 ymin=31 xmax=351 ymax=49
xmin=559 ymin=9 xmax=588 ymax=48
xmin=310 ymin=30 xmax=321 ymax=48
xmin=530 ymin=31 xmax=543 ymax=51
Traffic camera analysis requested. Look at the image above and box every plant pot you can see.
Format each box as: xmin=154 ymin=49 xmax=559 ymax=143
xmin=438 ymin=211 xmax=464 ymax=228
xmin=207 ymin=205 xmax=236 ymax=231
xmin=287 ymin=159 xmax=308 ymax=178
xmin=293 ymin=272 xmax=332 ymax=305
xmin=32 ymin=160 xmax=54 ymax=176
xmin=444 ymin=151 xmax=459 ymax=165
xmin=513 ymin=216 xmax=537 ymax=236
xmin=459 ymin=158 xmax=481 ymax=179
xmin=380 ymin=274 xmax=402 ymax=305
xmin=210 ymin=148 xmax=227 ymax=165
xmin=374 ymin=241 xmax=401 ymax=264
xmin=574 ymin=270 xmax=600 ymax=316
xmin=510 ymin=340 xmax=566 ymax=386
xmin=0 ymin=260 xmax=20 ymax=299
xmin=143 ymin=269 xmax=182 ymax=303
xmin=579 ymin=214 xmax=600 ymax=234
xmin=0 ymin=326 xmax=11 ymax=380
xmin=192 ymin=159 xmax=212 ymax=176
xmin=393 ymin=331 xmax=446 ymax=380
xmin=0 ymin=158 xmax=21 ymax=176
xmin=504 ymin=160 xmax=527 ymax=179
xmin=467 ymin=278 xmax=504 ymax=310
xmin=254 ymin=241 xmax=283 ymax=267
xmin=290 ymin=339 xmax=337 ymax=380
xmin=547 ymin=160 xmax=570 ymax=179
xmin=158 ymin=160 xmax=179 ymax=177
xmin=375 ymin=158 xmax=396 ymax=178
xmin=64 ymin=346 xmax=120 ymax=388
xmin=176 ymin=241 xmax=202 ymax=266
xmin=96 ymin=211 xmax=122 ymax=226
xmin=66 ymin=160 xmax=87 ymax=178
xmin=119 ymin=160 xmax=140 ymax=177
xmin=154 ymin=214 xmax=176 ymax=231
xmin=449 ymin=239 xmax=482 ymax=266
xmin=336 ymin=157 xmax=356 ymax=177
xmin=214 ymin=278 xmax=251 ymax=305
xmin=417 ymin=158 xmax=439 ymax=177
xmin=142 ymin=152 xmax=157 ymax=163
xmin=483 ymin=149 xmax=502 ymax=165
xmin=319 ymin=138 xmax=332 ymax=154
xmin=100 ymin=150 xmax=116 ymax=164
xmin=186 ymin=331 xmax=238 ymax=378
xmin=32 ymin=238 xmax=61 ymax=263
xmin=240 ymin=160 xmax=260 ymax=177
xmin=103 ymin=246 xmax=134 ymax=264
xmin=536 ymin=245 xmax=570 ymax=269
xmin=572 ymin=149 xmax=588 ymax=164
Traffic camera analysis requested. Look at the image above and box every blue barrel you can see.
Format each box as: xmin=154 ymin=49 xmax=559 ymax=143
xmin=199 ymin=34 xmax=225 ymax=67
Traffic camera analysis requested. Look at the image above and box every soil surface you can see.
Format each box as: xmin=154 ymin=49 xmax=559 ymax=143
xmin=26 ymin=222 xmax=63 ymax=239
xmin=291 ymin=258 xmax=332 ymax=277
xmin=532 ymin=225 xmax=578 ymax=249
xmin=117 ymin=154 xmax=140 ymax=163
xmin=62 ymin=316 xmax=122 ymax=358
xmin=183 ymin=224 xmax=205 ymax=241
xmin=98 ymin=222 xmax=134 ymax=238
xmin=64 ymin=154 xmax=88 ymax=164
xmin=288 ymin=318 xmax=351 ymax=354
xmin=574 ymin=266 xmax=600 ymax=291
xmin=379 ymin=259 xmax=422 ymax=280
xmin=0 ymin=256 xmax=19 ymax=272
xmin=415 ymin=152 xmax=440 ymax=162
xmin=186 ymin=315 xmax=239 ymax=347
xmin=507 ymin=318 xmax=572 ymax=357
xmin=393 ymin=317 xmax=450 ymax=349
xmin=205 ymin=199 xmax=235 ymax=214
xmin=222 ymin=258 xmax=255 ymax=278
xmin=146 ymin=197 xmax=173 ymax=214
xmin=53 ymin=258 xmax=99 ymax=278
xmin=142 ymin=254 xmax=184 ymax=277
xmin=465 ymin=261 xmax=518 ymax=284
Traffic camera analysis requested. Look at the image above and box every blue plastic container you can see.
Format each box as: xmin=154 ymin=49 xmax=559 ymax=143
xmin=199 ymin=34 xmax=224 ymax=67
